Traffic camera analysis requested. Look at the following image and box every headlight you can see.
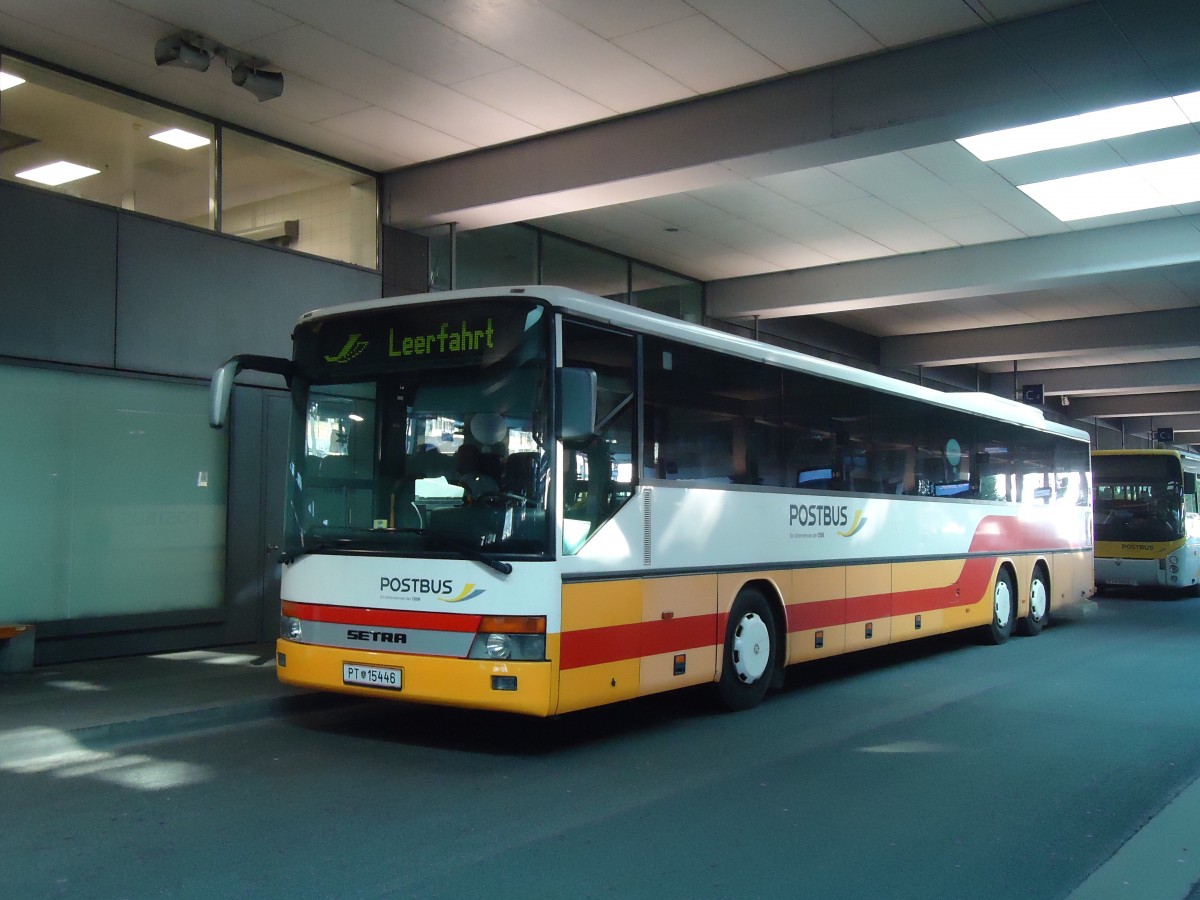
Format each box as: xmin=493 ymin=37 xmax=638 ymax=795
xmin=467 ymin=616 xmax=546 ymax=660
xmin=486 ymin=633 xmax=512 ymax=659
xmin=280 ymin=615 xmax=303 ymax=641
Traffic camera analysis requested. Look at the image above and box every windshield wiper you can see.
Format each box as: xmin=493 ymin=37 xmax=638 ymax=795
xmin=280 ymin=538 xmax=355 ymax=564
xmin=287 ymin=530 xmax=512 ymax=575
xmin=393 ymin=528 xmax=513 ymax=575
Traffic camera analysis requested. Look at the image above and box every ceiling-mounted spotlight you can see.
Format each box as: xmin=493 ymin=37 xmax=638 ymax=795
xmin=154 ymin=33 xmax=211 ymax=72
xmin=231 ymin=62 xmax=284 ymax=102
xmin=154 ymin=30 xmax=284 ymax=100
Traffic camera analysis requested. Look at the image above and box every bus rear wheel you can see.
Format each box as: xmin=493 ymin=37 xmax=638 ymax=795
xmin=984 ymin=568 xmax=1016 ymax=645
xmin=717 ymin=589 xmax=777 ymax=711
xmin=1019 ymin=567 xmax=1050 ymax=636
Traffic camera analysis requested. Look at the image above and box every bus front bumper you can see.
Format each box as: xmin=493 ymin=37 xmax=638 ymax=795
xmin=275 ymin=639 xmax=556 ymax=717
xmin=1094 ymin=556 xmax=1162 ymax=589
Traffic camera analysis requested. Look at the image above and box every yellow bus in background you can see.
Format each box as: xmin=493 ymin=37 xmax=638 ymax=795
xmin=1093 ymin=449 xmax=1200 ymax=594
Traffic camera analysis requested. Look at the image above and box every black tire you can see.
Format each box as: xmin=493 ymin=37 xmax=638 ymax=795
xmin=1018 ymin=567 xmax=1050 ymax=636
xmin=716 ymin=589 xmax=777 ymax=711
xmin=983 ymin=567 xmax=1016 ymax=645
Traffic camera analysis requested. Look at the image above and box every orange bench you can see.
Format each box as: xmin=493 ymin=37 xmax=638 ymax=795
xmin=0 ymin=624 xmax=34 ymax=673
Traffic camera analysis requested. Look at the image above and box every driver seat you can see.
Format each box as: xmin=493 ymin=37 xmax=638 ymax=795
xmin=503 ymin=452 xmax=542 ymax=505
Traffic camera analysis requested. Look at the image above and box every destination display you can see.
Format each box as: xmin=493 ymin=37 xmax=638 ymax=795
xmin=294 ymin=298 xmax=545 ymax=376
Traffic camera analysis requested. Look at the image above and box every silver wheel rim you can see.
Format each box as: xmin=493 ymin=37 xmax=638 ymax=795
xmin=1030 ymin=577 xmax=1048 ymax=621
xmin=731 ymin=612 xmax=771 ymax=683
xmin=994 ymin=578 xmax=1014 ymax=629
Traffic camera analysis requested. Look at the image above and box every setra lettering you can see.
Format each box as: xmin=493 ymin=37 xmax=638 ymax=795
xmin=347 ymin=629 xmax=407 ymax=644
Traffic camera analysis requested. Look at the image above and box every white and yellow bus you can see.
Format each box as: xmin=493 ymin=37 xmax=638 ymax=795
xmin=212 ymin=286 xmax=1094 ymax=716
xmin=1092 ymin=449 xmax=1200 ymax=593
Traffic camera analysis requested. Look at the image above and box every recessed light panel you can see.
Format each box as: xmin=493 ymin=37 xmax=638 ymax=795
xmin=0 ymin=72 xmax=24 ymax=91
xmin=15 ymin=161 xmax=101 ymax=186
xmin=149 ymin=128 xmax=211 ymax=150
xmin=958 ymin=96 xmax=1196 ymax=161
xmin=1019 ymin=153 xmax=1200 ymax=220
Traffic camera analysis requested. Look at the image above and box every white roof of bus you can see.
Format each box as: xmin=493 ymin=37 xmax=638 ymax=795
xmin=299 ymin=285 xmax=1090 ymax=443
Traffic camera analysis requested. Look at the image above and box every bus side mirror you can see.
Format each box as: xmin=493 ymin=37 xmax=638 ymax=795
xmin=559 ymin=367 xmax=597 ymax=441
xmin=209 ymin=354 xmax=293 ymax=428
xmin=210 ymin=360 xmax=240 ymax=428
xmin=1186 ymin=473 xmax=1197 ymax=495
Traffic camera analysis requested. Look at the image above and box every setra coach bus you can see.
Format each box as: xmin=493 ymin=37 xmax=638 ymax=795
xmin=211 ymin=286 xmax=1094 ymax=716
xmin=1092 ymin=448 xmax=1200 ymax=593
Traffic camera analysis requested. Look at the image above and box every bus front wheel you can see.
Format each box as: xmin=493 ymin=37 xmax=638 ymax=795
xmin=1019 ymin=567 xmax=1050 ymax=636
xmin=717 ymin=590 xmax=777 ymax=711
xmin=984 ymin=568 xmax=1016 ymax=645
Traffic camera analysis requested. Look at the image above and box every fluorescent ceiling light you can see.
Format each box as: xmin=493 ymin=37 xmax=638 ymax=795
xmin=0 ymin=71 xmax=24 ymax=91
xmin=1019 ymin=152 xmax=1200 ymax=220
xmin=15 ymin=161 xmax=101 ymax=186
xmin=959 ymin=91 xmax=1200 ymax=161
xmin=149 ymin=128 xmax=211 ymax=150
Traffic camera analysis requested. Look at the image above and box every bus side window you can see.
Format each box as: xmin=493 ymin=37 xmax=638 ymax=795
xmin=562 ymin=319 xmax=637 ymax=553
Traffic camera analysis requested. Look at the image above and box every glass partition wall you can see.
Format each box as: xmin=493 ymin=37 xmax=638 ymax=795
xmin=0 ymin=55 xmax=378 ymax=269
xmin=0 ymin=52 xmax=377 ymax=656
xmin=430 ymin=223 xmax=704 ymax=322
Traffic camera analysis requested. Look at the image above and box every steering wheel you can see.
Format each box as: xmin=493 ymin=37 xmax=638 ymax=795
xmin=474 ymin=492 xmax=528 ymax=509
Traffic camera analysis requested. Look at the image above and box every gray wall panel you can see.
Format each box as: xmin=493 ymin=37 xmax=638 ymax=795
xmin=0 ymin=181 xmax=118 ymax=366
xmin=115 ymin=216 xmax=382 ymax=378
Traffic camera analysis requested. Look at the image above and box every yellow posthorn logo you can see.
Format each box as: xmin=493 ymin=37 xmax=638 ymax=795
xmin=444 ymin=583 xmax=485 ymax=602
xmin=325 ymin=334 xmax=368 ymax=364
xmin=837 ymin=509 xmax=867 ymax=537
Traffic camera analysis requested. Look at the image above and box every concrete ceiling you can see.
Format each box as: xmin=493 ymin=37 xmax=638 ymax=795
xmin=2 ymin=0 xmax=1198 ymax=445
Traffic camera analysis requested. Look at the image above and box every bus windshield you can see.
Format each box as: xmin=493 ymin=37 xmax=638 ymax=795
xmin=285 ymin=298 xmax=552 ymax=561
xmin=1093 ymin=454 xmax=1185 ymax=542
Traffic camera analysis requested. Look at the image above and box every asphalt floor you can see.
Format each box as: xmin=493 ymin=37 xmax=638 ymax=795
xmin=2 ymin=636 xmax=1198 ymax=899
xmin=0 ymin=643 xmax=345 ymax=768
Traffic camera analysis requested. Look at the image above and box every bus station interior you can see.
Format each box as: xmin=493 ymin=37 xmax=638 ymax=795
xmin=4 ymin=0 xmax=1200 ymax=664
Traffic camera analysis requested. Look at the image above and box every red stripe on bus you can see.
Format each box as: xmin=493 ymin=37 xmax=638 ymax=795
xmin=641 ymin=615 xmax=718 ymax=657
xmin=891 ymin=556 xmax=995 ymax=617
xmin=282 ymin=600 xmax=482 ymax=632
xmin=846 ymin=593 xmax=891 ymax=622
xmin=560 ymin=621 xmax=643 ymax=670
xmin=559 ymin=615 xmax=717 ymax=671
xmin=969 ymin=515 xmax=1084 ymax=552
xmin=785 ymin=598 xmax=843 ymax=631
xmin=562 ymin=556 xmax=1010 ymax=669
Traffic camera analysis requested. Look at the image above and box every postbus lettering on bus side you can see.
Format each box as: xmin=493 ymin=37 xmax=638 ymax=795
xmin=788 ymin=503 xmax=850 ymax=528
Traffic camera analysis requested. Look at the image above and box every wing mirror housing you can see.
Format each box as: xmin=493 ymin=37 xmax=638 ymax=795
xmin=209 ymin=354 xmax=293 ymax=428
xmin=559 ymin=367 xmax=597 ymax=441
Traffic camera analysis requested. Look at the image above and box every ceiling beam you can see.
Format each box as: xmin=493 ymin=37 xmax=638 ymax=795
xmin=708 ymin=216 xmax=1200 ymax=319
xmin=881 ymin=307 xmax=1200 ymax=368
xmin=1094 ymin=414 xmax=1200 ymax=434
xmin=1068 ymin=391 xmax=1200 ymax=419
xmin=988 ymin=359 xmax=1200 ymax=397
xmin=382 ymin=1 xmax=1195 ymax=231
